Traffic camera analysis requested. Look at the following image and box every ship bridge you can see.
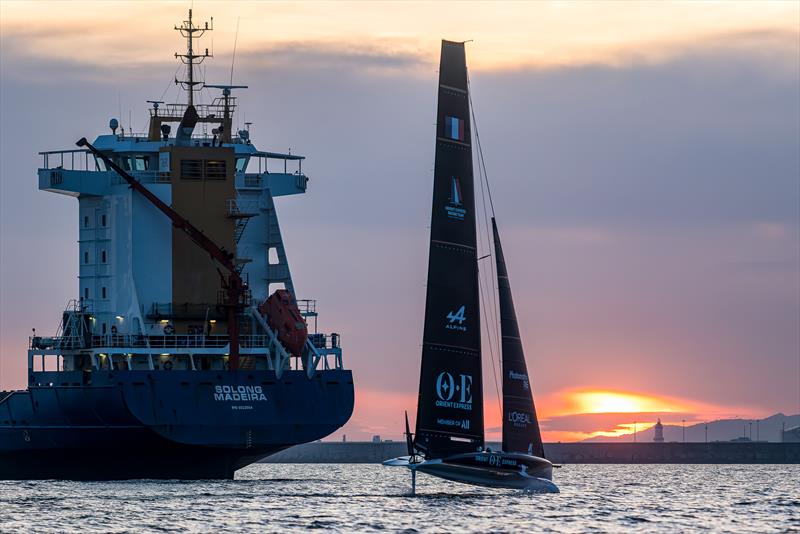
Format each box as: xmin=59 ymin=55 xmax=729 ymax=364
xmin=33 ymin=89 xmax=339 ymax=379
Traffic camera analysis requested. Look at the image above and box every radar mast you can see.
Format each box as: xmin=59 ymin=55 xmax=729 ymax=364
xmin=174 ymin=9 xmax=213 ymax=107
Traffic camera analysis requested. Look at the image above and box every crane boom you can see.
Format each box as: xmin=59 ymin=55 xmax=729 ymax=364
xmin=76 ymin=136 xmax=245 ymax=369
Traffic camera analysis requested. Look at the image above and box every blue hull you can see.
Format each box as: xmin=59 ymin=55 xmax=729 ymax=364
xmin=0 ymin=369 xmax=354 ymax=479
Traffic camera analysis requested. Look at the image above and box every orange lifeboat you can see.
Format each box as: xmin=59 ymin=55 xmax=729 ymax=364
xmin=260 ymin=289 xmax=308 ymax=357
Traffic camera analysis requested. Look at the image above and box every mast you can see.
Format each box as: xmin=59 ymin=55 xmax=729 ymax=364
xmin=414 ymin=41 xmax=484 ymax=458
xmin=174 ymin=9 xmax=213 ymax=107
xmin=492 ymin=217 xmax=545 ymax=457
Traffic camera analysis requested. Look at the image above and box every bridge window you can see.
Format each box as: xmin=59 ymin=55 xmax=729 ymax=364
xmin=133 ymin=156 xmax=149 ymax=171
xmin=235 ymin=157 xmax=248 ymax=172
xmin=205 ymin=160 xmax=227 ymax=180
xmin=180 ymin=159 xmax=203 ymax=180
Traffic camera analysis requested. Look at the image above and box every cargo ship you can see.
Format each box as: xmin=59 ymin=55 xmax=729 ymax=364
xmin=0 ymin=10 xmax=354 ymax=480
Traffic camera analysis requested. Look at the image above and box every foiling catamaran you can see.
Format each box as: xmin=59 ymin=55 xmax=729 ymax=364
xmin=383 ymin=40 xmax=558 ymax=494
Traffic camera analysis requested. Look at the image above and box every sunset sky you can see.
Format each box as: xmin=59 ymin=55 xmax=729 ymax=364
xmin=1 ymin=1 xmax=798 ymax=441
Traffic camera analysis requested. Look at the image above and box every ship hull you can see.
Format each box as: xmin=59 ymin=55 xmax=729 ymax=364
xmin=0 ymin=436 xmax=279 ymax=480
xmin=0 ymin=369 xmax=353 ymax=480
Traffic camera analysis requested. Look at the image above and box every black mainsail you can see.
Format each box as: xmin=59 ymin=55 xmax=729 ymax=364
xmin=414 ymin=40 xmax=484 ymax=458
xmin=492 ymin=217 xmax=545 ymax=458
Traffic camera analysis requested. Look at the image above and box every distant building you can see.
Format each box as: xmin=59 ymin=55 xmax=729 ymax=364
xmin=372 ymin=435 xmax=381 ymax=443
xmin=783 ymin=426 xmax=800 ymax=443
xmin=653 ymin=419 xmax=664 ymax=442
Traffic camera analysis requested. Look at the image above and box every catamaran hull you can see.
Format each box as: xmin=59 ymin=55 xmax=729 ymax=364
xmin=384 ymin=452 xmax=559 ymax=493
xmin=0 ymin=369 xmax=354 ymax=480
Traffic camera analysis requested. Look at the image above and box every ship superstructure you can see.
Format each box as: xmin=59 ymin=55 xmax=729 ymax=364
xmin=0 ymin=10 xmax=354 ymax=480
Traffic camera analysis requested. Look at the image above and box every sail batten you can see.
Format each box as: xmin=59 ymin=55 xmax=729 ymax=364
xmin=492 ymin=217 xmax=545 ymax=458
xmin=414 ymin=40 xmax=484 ymax=459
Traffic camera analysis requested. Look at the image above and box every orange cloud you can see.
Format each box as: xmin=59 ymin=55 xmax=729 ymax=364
xmin=1 ymin=1 xmax=797 ymax=70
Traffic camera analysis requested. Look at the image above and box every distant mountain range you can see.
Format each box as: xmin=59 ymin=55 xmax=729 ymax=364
xmin=583 ymin=413 xmax=800 ymax=443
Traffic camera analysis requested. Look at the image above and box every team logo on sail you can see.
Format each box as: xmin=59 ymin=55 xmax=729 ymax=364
xmin=508 ymin=410 xmax=532 ymax=427
xmin=436 ymin=418 xmax=471 ymax=430
xmin=445 ymin=305 xmax=467 ymax=331
xmin=445 ymin=176 xmax=466 ymax=221
xmin=435 ymin=371 xmax=473 ymax=410
xmin=508 ymin=370 xmax=529 ymax=390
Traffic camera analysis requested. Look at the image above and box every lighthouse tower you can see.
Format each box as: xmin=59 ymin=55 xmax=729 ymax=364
xmin=653 ymin=419 xmax=665 ymax=442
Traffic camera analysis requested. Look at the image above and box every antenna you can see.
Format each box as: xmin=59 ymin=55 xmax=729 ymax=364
xmin=146 ymin=100 xmax=165 ymax=117
xmin=230 ymin=17 xmax=240 ymax=85
xmin=204 ymin=85 xmax=248 ymax=143
xmin=174 ymin=9 xmax=213 ymax=107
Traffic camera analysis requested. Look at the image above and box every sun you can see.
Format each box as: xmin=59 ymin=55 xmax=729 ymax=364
xmin=569 ymin=390 xmax=679 ymax=414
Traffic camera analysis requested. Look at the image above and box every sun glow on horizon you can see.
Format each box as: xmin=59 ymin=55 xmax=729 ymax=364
xmin=533 ymin=388 xmax=763 ymax=442
xmin=568 ymin=390 xmax=684 ymax=415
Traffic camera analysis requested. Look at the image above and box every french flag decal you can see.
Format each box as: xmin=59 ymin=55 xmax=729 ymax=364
xmin=445 ymin=116 xmax=465 ymax=141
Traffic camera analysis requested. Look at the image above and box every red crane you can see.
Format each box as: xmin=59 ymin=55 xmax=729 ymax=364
xmin=76 ymin=136 xmax=247 ymax=370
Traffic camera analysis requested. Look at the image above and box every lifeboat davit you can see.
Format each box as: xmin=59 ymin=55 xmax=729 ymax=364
xmin=260 ymin=289 xmax=308 ymax=357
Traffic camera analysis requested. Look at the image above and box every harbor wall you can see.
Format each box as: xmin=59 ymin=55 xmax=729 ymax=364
xmin=261 ymin=441 xmax=800 ymax=464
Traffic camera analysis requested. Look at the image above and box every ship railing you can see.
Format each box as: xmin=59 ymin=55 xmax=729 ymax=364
xmin=247 ymin=151 xmax=305 ymax=175
xmin=39 ymin=149 xmax=93 ymax=171
xmin=39 ymin=152 xmax=172 ymax=184
xmin=29 ymin=336 xmax=62 ymax=350
xmin=297 ymin=299 xmax=317 ymax=316
xmin=308 ymin=332 xmax=341 ymax=351
xmin=28 ymin=333 xmax=289 ymax=350
xmin=227 ymin=198 xmax=261 ymax=217
xmin=305 ymin=333 xmax=343 ymax=373
xmin=112 ymin=170 xmax=171 ymax=184
xmin=148 ymin=101 xmax=236 ymax=121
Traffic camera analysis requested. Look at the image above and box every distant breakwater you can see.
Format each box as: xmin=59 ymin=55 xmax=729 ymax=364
xmin=261 ymin=441 xmax=800 ymax=464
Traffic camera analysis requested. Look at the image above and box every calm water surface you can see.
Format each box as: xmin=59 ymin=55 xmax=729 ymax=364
xmin=1 ymin=464 xmax=798 ymax=533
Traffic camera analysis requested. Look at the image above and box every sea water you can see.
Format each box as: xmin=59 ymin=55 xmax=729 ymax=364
xmin=1 ymin=464 xmax=797 ymax=532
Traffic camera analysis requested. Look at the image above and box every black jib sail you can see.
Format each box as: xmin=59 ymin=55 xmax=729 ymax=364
xmin=414 ymin=40 xmax=484 ymax=458
xmin=492 ymin=217 xmax=545 ymax=458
